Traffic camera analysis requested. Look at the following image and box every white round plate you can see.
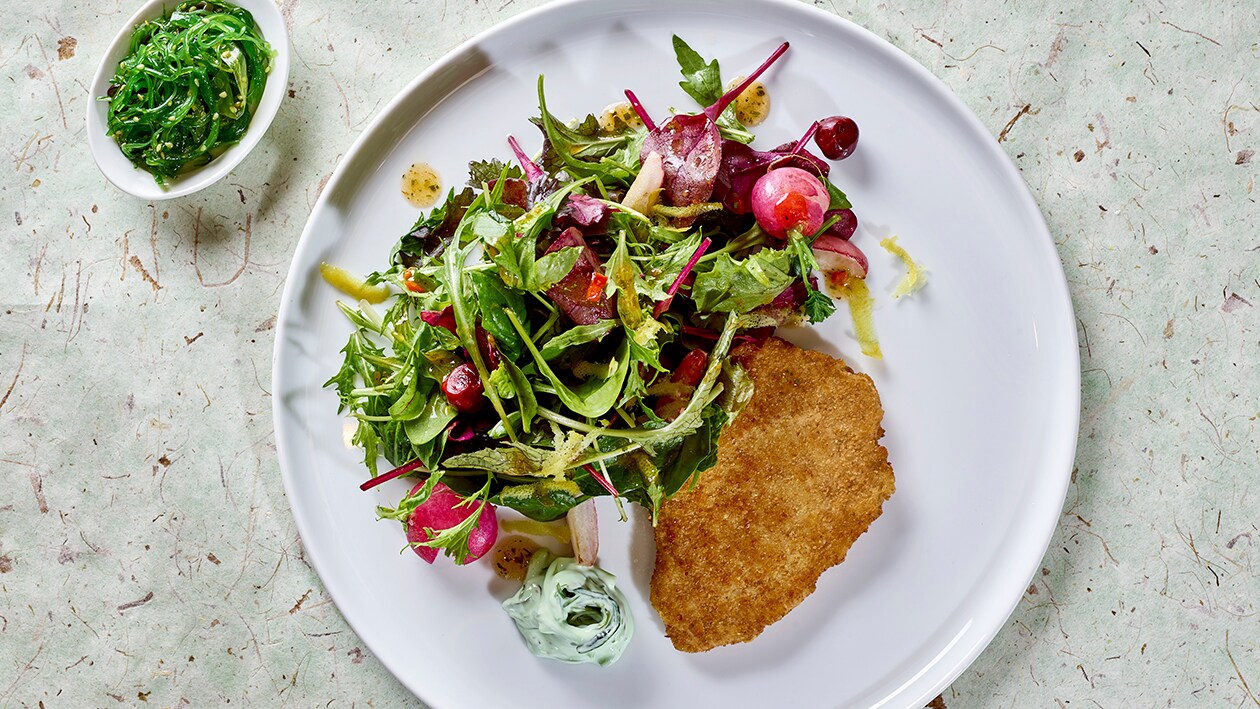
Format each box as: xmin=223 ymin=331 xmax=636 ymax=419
xmin=272 ymin=1 xmax=1079 ymax=707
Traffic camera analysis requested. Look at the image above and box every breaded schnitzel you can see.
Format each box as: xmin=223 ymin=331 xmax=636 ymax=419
xmin=650 ymin=337 xmax=895 ymax=653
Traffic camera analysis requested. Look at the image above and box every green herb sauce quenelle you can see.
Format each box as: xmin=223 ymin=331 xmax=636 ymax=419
xmin=502 ymin=550 xmax=634 ymax=666
xmin=103 ymin=1 xmax=273 ymax=187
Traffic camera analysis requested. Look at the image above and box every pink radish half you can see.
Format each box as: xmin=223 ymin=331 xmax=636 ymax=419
xmin=750 ymin=167 xmax=830 ymax=238
xmin=812 ymin=234 xmax=869 ymax=279
xmin=406 ymin=482 xmax=498 ymax=564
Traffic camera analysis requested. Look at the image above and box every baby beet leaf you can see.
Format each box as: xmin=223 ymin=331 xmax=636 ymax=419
xmin=644 ymin=41 xmax=790 ymax=208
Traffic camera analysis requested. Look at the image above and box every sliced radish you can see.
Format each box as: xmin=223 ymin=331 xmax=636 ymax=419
xmin=812 ymin=234 xmax=869 ymax=279
xmin=567 ymin=499 xmax=599 ymax=567
xmin=406 ymin=482 xmax=498 ymax=564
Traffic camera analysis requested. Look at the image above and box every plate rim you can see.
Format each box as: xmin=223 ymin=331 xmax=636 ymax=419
xmin=271 ymin=1 xmax=1081 ymax=706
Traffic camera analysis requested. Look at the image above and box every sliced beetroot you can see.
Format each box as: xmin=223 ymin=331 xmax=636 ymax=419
xmin=544 ymin=228 xmax=615 ymax=325
xmin=405 ymin=482 xmax=498 ymax=565
xmin=488 ymin=177 xmax=529 ymax=210
xmin=421 ymin=306 xmax=457 ymax=334
xmin=641 ymin=42 xmax=790 ymax=209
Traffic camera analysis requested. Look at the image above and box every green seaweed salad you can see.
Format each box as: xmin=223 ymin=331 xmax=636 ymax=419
xmin=103 ymin=1 xmax=273 ymax=186
xmin=326 ymin=36 xmax=907 ymax=564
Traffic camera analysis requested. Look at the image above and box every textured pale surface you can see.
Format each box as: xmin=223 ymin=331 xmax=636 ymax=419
xmin=0 ymin=0 xmax=1256 ymax=707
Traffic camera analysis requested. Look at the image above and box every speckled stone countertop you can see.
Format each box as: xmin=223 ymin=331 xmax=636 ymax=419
xmin=1 ymin=0 xmax=1257 ymax=706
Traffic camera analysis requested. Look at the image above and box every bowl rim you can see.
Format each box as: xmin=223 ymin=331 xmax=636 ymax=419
xmin=85 ymin=0 xmax=291 ymax=201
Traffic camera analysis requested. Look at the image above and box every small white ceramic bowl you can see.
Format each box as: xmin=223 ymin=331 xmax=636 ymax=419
xmin=86 ymin=0 xmax=290 ymax=200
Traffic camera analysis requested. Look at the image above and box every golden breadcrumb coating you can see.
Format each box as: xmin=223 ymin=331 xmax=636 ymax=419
xmin=651 ymin=337 xmax=895 ymax=652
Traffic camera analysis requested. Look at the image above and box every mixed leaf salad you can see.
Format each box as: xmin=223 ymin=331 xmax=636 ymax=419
xmin=324 ymin=36 xmax=921 ymax=664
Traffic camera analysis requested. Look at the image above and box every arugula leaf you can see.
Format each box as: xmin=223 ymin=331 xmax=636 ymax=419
xmin=538 ymin=320 xmax=617 ymax=360
xmin=488 ymin=229 xmax=527 ymax=289
xmin=492 ymin=480 xmax=587 ymax=522
xmin=468 ymin=211 xmax=512 ymax=245
xmin=659 ymin=404 xmax=727 ymax=497
xmin=468 ymin=269 xmax=527 ymax=361
xmin=673 ymin=35 xmax=723 ymax=106
xmin=323 ymin=331 xmax=384 ymax=413
xmin=618 ymin=359 xmax=652 ymax=409
xmin=444 ymin=445 xmax=550 ymax=476
xmin=691 ymin=249 xmax=795 ymax=313
xmin=803 ymin=288 xmax=837 ymax=323
xmin=626 ymin=451 xmax=664 ymax=517
xmin=535 ymin=77 xmax=641 ymax=184
xmin=506 ymin=309 xmax=631 ymax=419
xmin=500 ymin=358 xmax=537 ymax=432
xmin=444 ymin=242 xmax=517 ymax=440
xmin=785 ymin=233 xmax=839 ymax=324
xmin=513 ymin=175 xmax=594 ymax=242
xmin=387 ymin=375 xmax=434 ymax=421
xmin=606 ymin=228 xmax=668 ymax=409
xmin=351 ymin=420 xmax=380 ymax=475
xmin=639 ymin=231 xmax=704 ymax=302
xmin=671 ymin=35 xmax=749 ymax=141
xmin=488 ymin=365 xmax=517 ymax=399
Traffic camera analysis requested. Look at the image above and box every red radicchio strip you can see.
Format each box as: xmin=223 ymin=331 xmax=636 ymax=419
xmin=583 ymin=463 xmax=619 ymax=497
xmin=623 ymin=89 xmax=656 ymax=131
xmin=360 ymin=458 xmax=427 ymax=491
xmin=653 ymin=236 xmax=712 ymax=318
